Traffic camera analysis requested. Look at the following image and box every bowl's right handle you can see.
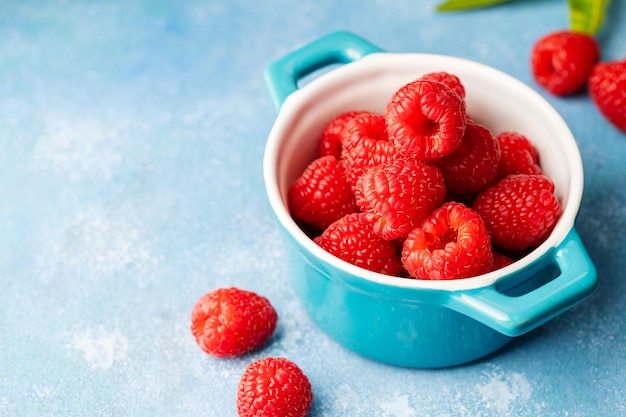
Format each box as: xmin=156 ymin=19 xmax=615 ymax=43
xmin=448 ymin=228 xmax=598 ymax=337
xmin=264 ymin=31 xmax=384 ymax=111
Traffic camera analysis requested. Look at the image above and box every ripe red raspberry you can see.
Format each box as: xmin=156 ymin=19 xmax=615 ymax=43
xmin=401 ymin=202 xmax=493 ymax=280
xmin=190 ymin=287 xmax=277 ymax=357
xmin=354 ymin=157 xmax=446 ymax=240
xmin=341 ymin=112 xmax=398 ymax=185
xmin=385 ymin=79 xmax=466 ymax=161
xmin=237 ymin=357 xmax=313 ymax=417
xmin=530 ymin=30 xmax=599 ymax=96
xmin=588 ymin=59 xmax=626 ymax=132
xmin=496 ymin=131 xmax=542 ymax=178
xmin=314 ymin=213 xmax=403 ymax=275
xmin=472 ymin=174 xmax=562 ymax=251
xmin=491 ymin=252 xmax=514 ymax=272
xmin=288 ymin=155 xmax=358 ymax=230
xmin=436 ymin=119 xmax=501 ymax=196
xmin=318 ymin=110 xmax=366 ymax=158
xmin=420 ymin=71 xmax=466 ymax=99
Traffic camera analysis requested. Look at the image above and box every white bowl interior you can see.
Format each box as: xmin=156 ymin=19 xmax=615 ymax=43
xmin=264 ymin=52 xmax=584 ymax=291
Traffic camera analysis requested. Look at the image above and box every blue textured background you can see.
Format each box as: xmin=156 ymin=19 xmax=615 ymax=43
xmin=1 ymin=1 xmax=625 ymax=416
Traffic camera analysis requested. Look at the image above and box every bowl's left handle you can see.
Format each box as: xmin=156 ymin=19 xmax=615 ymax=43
xmin=264 ymin=31 xmax=384 ymax=111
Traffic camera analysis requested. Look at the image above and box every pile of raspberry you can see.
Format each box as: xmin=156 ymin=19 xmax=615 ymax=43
xmin=191 ymin=287 xmax=313 ymax=417
xmin=530 ymin=30 xmax=626 ymax=133
xmin=288 ymin=71 xmax=562 ymax=280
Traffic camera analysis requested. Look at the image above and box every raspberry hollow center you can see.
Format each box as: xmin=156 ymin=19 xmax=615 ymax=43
xmin=429 ymin=229 xmax=458 ymax=251
xmin=405 ymin=109 xmax=438 ymax=137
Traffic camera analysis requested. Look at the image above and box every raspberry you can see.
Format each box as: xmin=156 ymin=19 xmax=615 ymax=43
xmin=401 ymin=202 xmax=493 ymax=280
xmin=341 ymin=112 xmax=398 ymax=185
xmin=420 ymin=71 xmax=466 ymax=99
xmin=588 ymin=59 xmax=626 ymax=132
xmin=436 ymin=119 xmax=501 ymax=196
xmin=288 ymin=155 xmax=358 ymax=230
xmin=385 ymin=79 xmax=466 ymax=161
xmin=530 ymin=30 xmax=599 ymax=96
xmin=354 ymin=157 xmax=446 ymax=240
xmin=318 ymin=110 xmax=366 ymax=158
xmin=314 ymin=213 xmax=403 ymax=275
xmin=496 ymin=131 xmax=542 ymax=178
xmin=472 ymin=174 xmax=562 ymax=251
xmin=237 ymin=357 xmax=313 ymax=417
xmin=491 ymin=252 xmax=514 ymax=272
xmin=190 ymin=287 xmax=277 ymax=357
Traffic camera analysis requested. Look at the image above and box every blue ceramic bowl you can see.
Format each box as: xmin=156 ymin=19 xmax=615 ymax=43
xmin=263 ymin=32 xmax=598 ymax=368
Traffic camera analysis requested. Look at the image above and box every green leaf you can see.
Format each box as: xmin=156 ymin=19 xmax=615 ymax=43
xmin=568 ymin=0 xmax=611 ymax=35
xmin=436 ymin=0 xmax=514 ymax=12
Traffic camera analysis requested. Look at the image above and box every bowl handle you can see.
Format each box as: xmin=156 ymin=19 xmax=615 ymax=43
xmin=264 ymin=31 xmax=383 ymax=110
xmin=448 ymin=228 xmax=597 ymax=337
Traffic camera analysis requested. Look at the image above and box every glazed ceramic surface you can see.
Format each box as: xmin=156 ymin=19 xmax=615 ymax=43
xmin=263 ymin=32 xmax=597 ymax=368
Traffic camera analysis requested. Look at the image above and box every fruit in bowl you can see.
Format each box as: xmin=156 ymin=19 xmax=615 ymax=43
xmin=288 ymin=72 xmax=562 ymax=281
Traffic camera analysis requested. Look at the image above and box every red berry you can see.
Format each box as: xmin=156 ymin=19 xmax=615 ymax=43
xmin=496 ymin=131 xmax=542 ymax=178
xmin=341 ymin=112 xmax=398 ymax=185
xmin=288 ymin=155 xmax=358 ymax=230
xmin=237 ymin=357 xmax=313 ymax=417
xmin=420 ymin=71 xmax=466 ymax=99
xmin=472 ymin=174 xmax=562 ymax=251
xmin=190 ymin=288 xmax=277 ymax=357
xmin=318 ymin=110 xmax=366 ymax=158
xmin=491 ymin=252 xmax=514 ymax=272
xmin=588 ymin=59 xmax=626 ymax=132
xmin=354 ymin=157 xmax=446 ymax=240
xmin=385 ymin=79 xmax=466 ymax=161
xmin=530 ymin=30 xmax=599 ymax=96
xmin=402 ymin=202 xmax=493 ymax=280
xmin=314 ymin=213 xmax=403 ymax=275
xmin=436 ymin=119 xmax=501 ymax=196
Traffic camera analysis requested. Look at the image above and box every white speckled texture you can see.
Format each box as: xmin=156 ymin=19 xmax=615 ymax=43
xmin=0 ymin=1 xmax=625 ymax=416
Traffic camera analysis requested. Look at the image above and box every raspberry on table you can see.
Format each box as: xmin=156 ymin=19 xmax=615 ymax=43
xmin=288 ymin=155 xmax=358 ymax=230
xmin=401 ymin=202 xmax=493 ymax=280
xmin=318 ymin=110 xmax=367 ymax=158
xmin=420 ymin=71 xmax=466 ymax=99
xmin=314 ymin=212 xmax=403 ymax=275
xmin=354 ymin=156 xmax=446 ymax=240
xmin=341 ymin=112 xmax=398 ymax=185
xmin=436 ymin=119 xmax=501 ymax=196
xmin=237 ymin=357 xmax=313 ymax=417
xmin=190 ymin=287 xmax=277 ymax=357
xmin=530 ymin=30 xmax=599 ymax=96
xmin=588 ymin=59 xmax=626 ymax=133
xmin=385 ymin=79 xmax=466 ymax=161
xmin=496 ymin=131 xmax=543 ymax=178
xmin=472 ymin=174 xmax=562 ymax=251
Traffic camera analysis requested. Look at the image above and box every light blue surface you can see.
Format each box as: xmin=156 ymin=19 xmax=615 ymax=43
xmin=1 ymin=1 xmax=625 ymax=416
